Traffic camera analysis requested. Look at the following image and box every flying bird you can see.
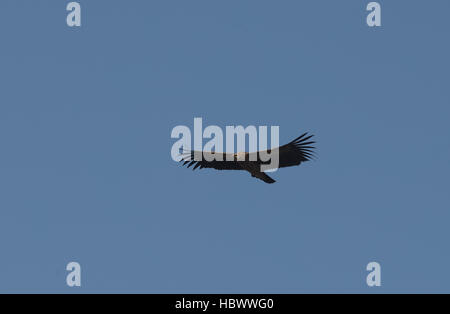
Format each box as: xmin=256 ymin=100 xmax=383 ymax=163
xmin=179 ymin=133 xmax=315 ymax=184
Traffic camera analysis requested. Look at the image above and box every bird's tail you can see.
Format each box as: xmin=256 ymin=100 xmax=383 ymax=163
xmin=256 ymin=172 xmax=276 ymax=184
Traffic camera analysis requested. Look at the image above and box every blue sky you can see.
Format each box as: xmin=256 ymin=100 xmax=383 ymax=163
xmin=0 ymin=1 xmax=449 ymax=293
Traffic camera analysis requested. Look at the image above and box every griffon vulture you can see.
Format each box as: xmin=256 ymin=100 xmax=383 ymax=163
xmin=179 ymin=133 xmax=315 ymax=184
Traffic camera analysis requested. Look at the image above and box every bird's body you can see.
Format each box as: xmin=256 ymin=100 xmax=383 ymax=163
xmin=179 ymin=133 xmax=315 ymax=184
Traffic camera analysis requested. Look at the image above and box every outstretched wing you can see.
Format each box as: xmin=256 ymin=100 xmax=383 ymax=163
xmin=276 ymin=132 xmax=315 ymax=168
xmin=248 ymin=132 xmax=315 ymax=170
xmin=179 ymin=151 xmax=242 ymax=171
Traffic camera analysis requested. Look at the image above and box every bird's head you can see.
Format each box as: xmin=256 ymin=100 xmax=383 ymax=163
xmin=235 ymin=152 xmax=246 ymax=161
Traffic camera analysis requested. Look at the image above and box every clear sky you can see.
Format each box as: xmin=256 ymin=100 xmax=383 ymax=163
xmin=0 ymin=1 xmax=449 ymax=293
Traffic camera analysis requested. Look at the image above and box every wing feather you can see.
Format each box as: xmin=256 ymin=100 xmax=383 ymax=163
xmin=179 ymin=151 xmax=242 ymax=170
xmin=247 ymin=132 xmax=316 ymax=169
